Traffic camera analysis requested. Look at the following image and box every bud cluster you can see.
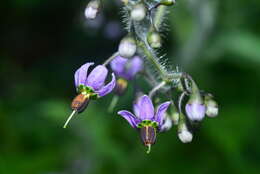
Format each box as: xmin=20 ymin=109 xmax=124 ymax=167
xmin=63 ymin=0 xmax=219 ymax=153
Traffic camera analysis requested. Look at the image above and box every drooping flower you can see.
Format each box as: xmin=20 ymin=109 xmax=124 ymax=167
xmin=118 ymin=95 xmax=171 ymax=153
xmin=185 ymin=77 xmax=206 ymax=121
xmin=185 ymin=102 xmax=206 ymax=121
xmin=63 ymin=62 xmax=116 ymax=128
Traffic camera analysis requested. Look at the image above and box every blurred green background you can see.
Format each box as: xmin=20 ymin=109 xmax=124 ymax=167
xmin=1 ymin=0 xmax=260 ymax=174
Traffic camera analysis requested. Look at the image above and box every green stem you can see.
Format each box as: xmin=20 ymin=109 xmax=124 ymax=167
xmin=154 ymin=5 xmax=167 ymax=31
xmin=102 ymin=52 xmax=119 ymax=66
xmin=149 ymin=81 xmax=166 ymax=98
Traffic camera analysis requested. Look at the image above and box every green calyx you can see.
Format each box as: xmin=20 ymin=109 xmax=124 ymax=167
xmin=77 ymin=85 xmax=99 ymax=99
xmin=137 ymin=120 xmax=158 ymax=129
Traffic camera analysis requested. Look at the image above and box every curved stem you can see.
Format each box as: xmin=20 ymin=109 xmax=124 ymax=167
xmin=149 ymin=81 xmax=166 ymax=98
xmin=178 ymin=91 xmax=187 ymax=113
xmin=146 ymin=144 xmax=151 ymax=154
xmin=102 ymin=52 xmax=119 ymax=66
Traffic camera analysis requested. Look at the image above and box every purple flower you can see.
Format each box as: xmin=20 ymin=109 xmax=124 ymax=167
xmin=110 ymin=56 xmax=143 ymax=80
xmin=118 ymin=95 xmax=171 ymax=153
xmin=74 ymin=62 xmax=116 ymax=97
xmin=185 ymin=102 xmax=206 ymax=121
xmin=63 ymin=62 xmax=116 ymax=129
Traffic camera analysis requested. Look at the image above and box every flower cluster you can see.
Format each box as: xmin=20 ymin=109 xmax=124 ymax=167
xmin=63 ymin=0 xmax=219 ymax=153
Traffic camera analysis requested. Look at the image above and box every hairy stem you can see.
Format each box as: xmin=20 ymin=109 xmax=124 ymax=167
xmin=138 ymin=41 xmax=168 ymax=80
xmin=154 ymin=5 xmax=167 ymax=31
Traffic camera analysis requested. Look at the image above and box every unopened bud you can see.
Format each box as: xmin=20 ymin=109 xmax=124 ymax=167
xmin=160 ymin=0 xmax=175 ymax=6
xmin=85 ymin=0 xmax=100 ymax=20
xmin=185 ymin=78 xmax=206 ymax=121
xmin=205 ymin=98 xmax=219 ymax=118
xmin=178 ymin=124 xmax=193 ymax=143
xmin=131 ymin=4 xmax=147 ymax=21
xmin=118 ymin=36 xmax=137 ymax=58
xmin=147 ymin=31 xmax=162 ymax=48
xmin=185 ymin=102 xmax=206 ymax=121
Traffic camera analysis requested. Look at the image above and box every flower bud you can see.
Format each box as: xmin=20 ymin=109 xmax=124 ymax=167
xmin=160 ymin=0 xmax=175 ymax=6
xmin=85 ymin=0 xmax=100 ymax=20
xmin=185 ymin=102 xmax=206 ymax=121
xmin=130 ymin=4 xmax=147 ymax=21
xmin=147 ymin=31 xmax=162 ymax=48
xmin=178 ymin=124 xmax=193 ymax=143
xmin=185 ymin=79 xmax=206 ymax=121
xmin=205 ymin=98 xmax=219 ymax=118
xmin=118 ymin=36 xmax=137 ymax=58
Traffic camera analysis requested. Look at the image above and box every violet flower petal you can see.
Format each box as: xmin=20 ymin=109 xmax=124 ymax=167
xmin=118 ymin=110 xmax=139 ymax=128
xmin=96 ymin=73 xmax=116 ymax=97
xmin=110 ymin=56 xmax=128 ymax=76
xmin=139 ymin=95 xmax=155 ymax=120
xmin=185 ymin=103 xmax=206 ymax=121
xmin=133 ymin=103 xmax=140 ymax=118
xmin=86 ymin=65 xmax=108 ymax=90
xmin=74 ymin=62 xmax=94 ymax=88
xmin=125 ymin=56 xmax=143 ymax=79
xmin=155 ymin=101 xmax=171 ymax=126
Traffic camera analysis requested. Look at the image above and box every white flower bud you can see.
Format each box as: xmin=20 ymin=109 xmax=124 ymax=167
xmin=85 ymin=0 xmax=100 ymax=20
xmin=206 ymin=99 xmax=219 ymax=118
xmin=118 ymin=36 xmax=137 ymax=58
xmin=130 ymin=4 xmax=146 ymax=21
xmin=178 ymin=129 xmax=193 ymax=143
xmin=178 ymin=124 xmax=193 ymax=143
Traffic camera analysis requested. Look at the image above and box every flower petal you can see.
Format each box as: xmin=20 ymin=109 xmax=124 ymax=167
xmin=86 ymin=65 xmax=108 ymax=90
xmin=96 ymin=73 xmax=116 ymax=97
xmin=160 ymin=116 xmax=173 ymax=132
xmin=110 ymin=56 xmax=128 ymax=76
xmin=133 ymin=103 xmax=140 ymax=118
xmin=74 ymin=62 xmax=94 ymax=88
xmin=139 ymin=95 xmax=155 ymax=120
xmin=118 ymin=110 xmax=139 ymax=128
xmin=125 ymin=56 xmax=143 ymax=79
xmin=155 ymin=101 xmax=171 ymax=126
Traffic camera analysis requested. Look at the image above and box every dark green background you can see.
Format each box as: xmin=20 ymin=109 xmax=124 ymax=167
xmin=0 ymin=0 xmax=259 ymax=174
